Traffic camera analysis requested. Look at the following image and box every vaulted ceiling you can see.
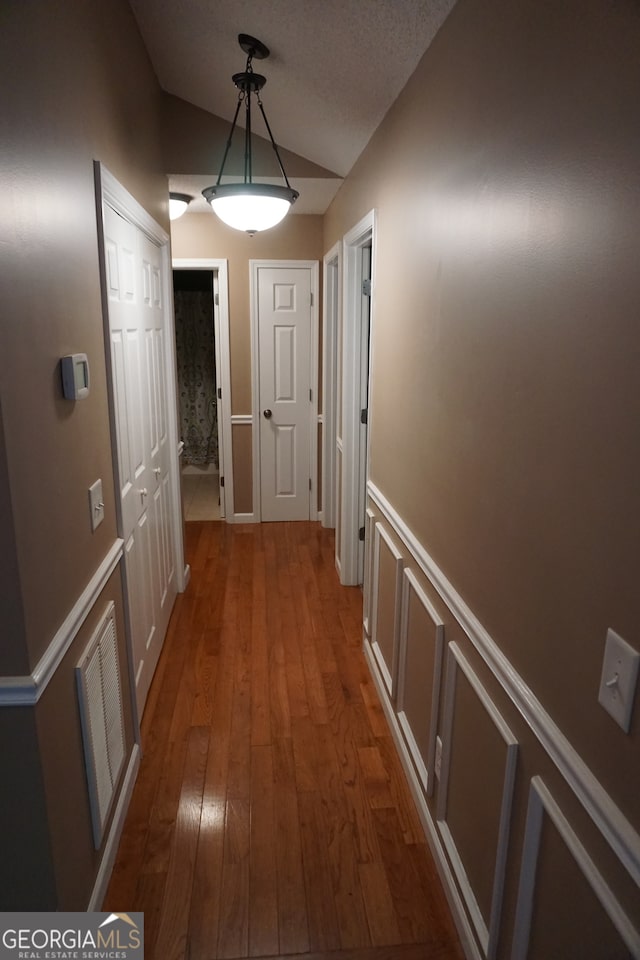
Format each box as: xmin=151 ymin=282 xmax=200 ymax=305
xmin=129 ymin=0 xmax=457 ymax=213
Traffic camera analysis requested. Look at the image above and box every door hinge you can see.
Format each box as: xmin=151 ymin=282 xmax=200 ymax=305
xmin=309 ymin=478 xmax=312 ymax=491
xmin=220 ymin=476 xmax=225 ymax=488
xmin=309 ymin=388 xmax=312 ymax=402
xmin=362 ymin=278 xmax=372 ymax=297
xmin=359 ymin=525 xmax=366 ymax=542
xmin=360 ymin=408 xmax=368 ymax=425
xmin=217 ymin=387 xmax=222 ymax=400
xmin=214 ymin=292 xmax=220 ymax=306
xmin=310 ymin=292 xmax=314 ymax=306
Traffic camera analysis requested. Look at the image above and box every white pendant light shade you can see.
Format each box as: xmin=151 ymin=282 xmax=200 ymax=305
xmin=169 ymin=192 xmax=192 ymax=220
xmin=203 ymin=183 xmax=298 ymax=234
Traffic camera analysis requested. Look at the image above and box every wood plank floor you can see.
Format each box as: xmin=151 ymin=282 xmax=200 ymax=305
xmin=104 ymin=521 xmax=464 ymax=960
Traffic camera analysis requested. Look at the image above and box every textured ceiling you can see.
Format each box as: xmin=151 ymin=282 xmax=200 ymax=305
xmin=129 ymin=0 xmax=457 ymax=180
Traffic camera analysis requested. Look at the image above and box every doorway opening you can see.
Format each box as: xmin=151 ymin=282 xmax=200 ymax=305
xmin=173 ymin=268 xmax=223 ymax=521
xmin=338 ymin=210 xmax=376 ymax=586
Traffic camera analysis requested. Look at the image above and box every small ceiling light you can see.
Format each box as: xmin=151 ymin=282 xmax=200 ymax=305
xmin=169 ymin=192 xmax=192 ymax=220
xmin=203 ymin=34 xmax=299 ymax=236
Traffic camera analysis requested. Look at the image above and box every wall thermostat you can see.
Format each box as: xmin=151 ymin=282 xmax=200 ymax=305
xmin=61 ymin=353 xmax=90 ymax=400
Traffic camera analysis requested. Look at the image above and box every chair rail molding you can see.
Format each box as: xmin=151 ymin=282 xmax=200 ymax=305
xmin=0 ymin=538 xmax=124 ymax=706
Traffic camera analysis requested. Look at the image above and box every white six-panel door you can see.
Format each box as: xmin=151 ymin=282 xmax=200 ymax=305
xmin=103 ymin=203 xmax=176 ymax=714
xmin=257 ymin=266 xmax=313 ymax=521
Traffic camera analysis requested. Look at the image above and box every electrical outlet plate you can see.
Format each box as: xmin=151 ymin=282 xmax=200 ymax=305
xmin=598 ymin=628 xmax=639 ymax=733
xmin=89 ymin=479 xmax=104 ymax=532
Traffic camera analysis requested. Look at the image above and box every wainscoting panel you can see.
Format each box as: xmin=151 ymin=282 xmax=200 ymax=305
xmin=511 ymin=777 xmax=640 ymax=960
xmin=369 ymin=520 xmax=404 ymax=697
xmin=437 ymin=642 xmax=518 ymax=959
xmin=363 ymin=482 xmax=640 ymax=960
xmin=396 ymin=567 xmax=444 ymax=798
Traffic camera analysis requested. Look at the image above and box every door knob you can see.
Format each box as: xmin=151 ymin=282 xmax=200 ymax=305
xmin=139 ymin=487 xmax=148 ymax=498
xmin=263 ymin=409 xmax=272 ymax=419
xmin=154 ymin=467 xmax=161 ymax=477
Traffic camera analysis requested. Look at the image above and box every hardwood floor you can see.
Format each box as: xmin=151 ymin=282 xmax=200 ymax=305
xmin=105 ymin=521 xmax=464 ymax=960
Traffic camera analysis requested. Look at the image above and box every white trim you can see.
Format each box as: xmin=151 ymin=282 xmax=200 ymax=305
xmin=437 ymin=642 xmax=518 ymax=959
xmin=172 ymin=258 xmax=232 ymax=521
xmin=367 ymin=479 xmax=640 ymax=887
xmin=362 ymin=506 xmax=376 ymax=636
xmin=339 ymin=210 xmax=376 ymax=585
xmin=322 ymin=241 xmax=341 ymax=529
xmin=249 ymin=260 xmax=319 ymax=522
xmin=228 ymin=513 xmax=256 ymax=524
xmin=0 ymin=539 xmax=124 ymax=706
xmin=397 ymin=567 xmax=444 ymax=798
xmin=363 ymin=640 xmax=483 ymax=960
xmin=309 ymin=261 xmax=320 ymax=521
xmin=98 ymin=168 xmax=168 ymax=245
xmin=397 ymin=711 xmax=430 ymax=798
xmin=160 ymin=241 xmax=188 ymax=591
xmin=230 ymin=414 xmax=253 ymax=425
xmin=88 ymin=744 xmax=141 ymax=911
xmin=438 ymin=822 xmax=489 ymax=955
xmin=511 ymin=777 xmax=640 ymax=960
xmin=369 ymin=520 xmax=403 ymax=698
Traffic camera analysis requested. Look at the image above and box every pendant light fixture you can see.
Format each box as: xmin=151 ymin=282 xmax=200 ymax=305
xmin=169 ymin=192 xmax=192 ymax=220
xmin=202 ymin=34 xmax=299 ymax=235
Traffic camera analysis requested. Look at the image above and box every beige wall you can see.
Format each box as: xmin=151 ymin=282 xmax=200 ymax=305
xmin=325 ymin=0 xmax=640 ymax=825
xmin=0 ymin=708 xmax=56 ymax=908
xmin=1 ymin=0 xmax=168 ymax=669
xmin=0 ymin=402 xmax=27 ymax=675
xmin=332 ymin=0 xmax=640 ymax=953
xmin=171 ymin=212 xmax=323 ymax=511
xmin=163 ymin=92 xmax=338 ymax=180
xmin=0 ymin=0 xmax=167 ymax=908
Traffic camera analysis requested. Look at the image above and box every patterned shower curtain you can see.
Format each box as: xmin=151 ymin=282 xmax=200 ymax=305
xmin=174 ymin=289 xmax=219 ymax=467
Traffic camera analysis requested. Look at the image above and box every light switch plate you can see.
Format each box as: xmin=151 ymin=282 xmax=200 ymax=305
xmin=89 ymin=479 xmax=104 ymax=532
xmin=598 ymin=628 xmax=639 ymax=732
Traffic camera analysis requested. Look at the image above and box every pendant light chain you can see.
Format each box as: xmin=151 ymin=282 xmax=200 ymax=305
xmin=255 ymin=90 xmax=294 ymax=190
xmin=215 ymin=89 xmax=244 ymax=187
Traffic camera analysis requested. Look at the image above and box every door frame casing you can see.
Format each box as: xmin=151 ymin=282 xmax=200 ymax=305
xmin=250 ymin=259 xmax=320 ymax=523
xmin=321 ymin=242 xmax=341 ymax=529
xmin=172 ymin=258 xmax=232 ymax=520
xmin=339 ymin=209 xmax=376 ymax=585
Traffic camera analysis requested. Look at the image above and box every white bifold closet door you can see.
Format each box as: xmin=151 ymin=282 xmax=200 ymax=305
xmin=103 ymin=202 xmax=176 ymax=715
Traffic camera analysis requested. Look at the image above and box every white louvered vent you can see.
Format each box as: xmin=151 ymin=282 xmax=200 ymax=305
xmin=76 ymin=601 xmax=126 ymax=849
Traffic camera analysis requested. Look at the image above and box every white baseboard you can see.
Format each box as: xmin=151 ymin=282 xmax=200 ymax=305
xmin=228 ymin=512 xmax=258 ymax=524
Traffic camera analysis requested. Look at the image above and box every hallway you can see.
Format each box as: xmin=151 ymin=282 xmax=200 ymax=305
xmin=104 ymin=521 xmax=463 ymax=960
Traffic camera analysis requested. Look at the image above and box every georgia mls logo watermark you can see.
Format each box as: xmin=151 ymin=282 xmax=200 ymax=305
xmin=0 ymin=913 xmax=143 ymax=959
